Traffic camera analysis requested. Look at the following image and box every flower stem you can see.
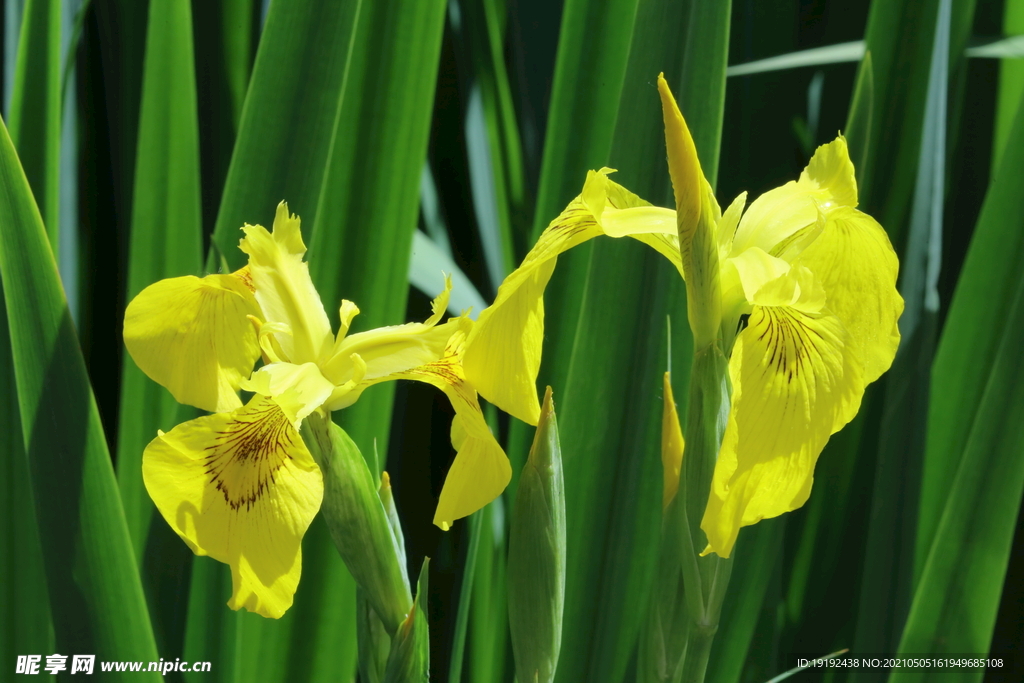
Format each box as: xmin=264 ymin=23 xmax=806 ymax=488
xmin=674 ymin=343 xmax=733 ymax=683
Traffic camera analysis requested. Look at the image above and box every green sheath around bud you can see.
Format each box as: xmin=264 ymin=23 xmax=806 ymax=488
xmin=301 ymin=411 xmax=413 ymax=635
xmin=357 ymin=587 xmax=390 ymax=683
xmin=508 ymin=387 xmax=566 ymax=683
xmin=383 ymin=559 xmax=430 ymax=683
xmin=379 ymin=471 xmax=410 ymax=589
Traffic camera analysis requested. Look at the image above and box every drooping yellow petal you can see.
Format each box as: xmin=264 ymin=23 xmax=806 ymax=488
xmin=238 ymin=202 xmax=333 ymax=365
xmin=464 ymin=169 xmax=680 ymax=425
xmin=124 ymin=272 xmax=263 ymax=412
xmin=793 ymin=206 xmax=903 ymax=383
xmin=389 ymin=329 xmax=511 ymax=529
xmin=730 ymin=137 xmax=857 ymax=257
xmin=661 ymin=372 xmax=684 ymax=511
xmin=241 ymin=361 xmax=336 ymax=426
xmin=143 ymin=395 xmax=323 ymax=618
xmin=700 ymin=268 xmax=863 ymax=558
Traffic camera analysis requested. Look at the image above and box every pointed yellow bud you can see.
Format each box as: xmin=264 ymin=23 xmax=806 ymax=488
xmin=661 ymin=372 xmax=685 ymax=511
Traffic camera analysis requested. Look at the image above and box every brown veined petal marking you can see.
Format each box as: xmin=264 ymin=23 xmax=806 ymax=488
xmin=143 ymin=395 xmax=323 ymax=618
xmin=700 ymin=302 xmax=862 ymax=558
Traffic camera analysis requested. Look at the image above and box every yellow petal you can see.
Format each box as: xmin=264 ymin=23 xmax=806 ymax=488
xmin=389 ymin=330 xmax=511 ymax=529
xmin=240 ymin=362 xmax=336 ymax=426
xmin=793 ymin=206 xmax=903 ymax=383
xmin=731 ymin=136 xmax=856 ymax=258
xmin=799 ymin=135 xmax=857 ymax=208
xmin=464 ymin=169 xmax=677 ymax=425
xmin=661 ymin=372 xmax=684 ymax=511
xmin=321 ymin=280 xmax=461 ymax=393
xmin=124 ymin=273 xmax=263 ymax=412
xmin=726 ymin=247 xmax=792 ymax=305
xmin=700 ymin=294 xmax=862 ymax=558
xmin=143 ymin=395 xmax=323 ymax=618
xmin=238 ymin=202 xmax=333 ymax=365
xmin=717 ymin=191 xmax=748 ymax=260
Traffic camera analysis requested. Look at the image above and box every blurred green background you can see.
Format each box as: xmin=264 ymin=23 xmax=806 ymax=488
xmin=1 ymin=0 xmax=1023 ymax=682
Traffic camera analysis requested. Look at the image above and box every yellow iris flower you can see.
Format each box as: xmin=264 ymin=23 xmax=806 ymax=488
xmin=466 ymin=74 xmax=902 ymax=559
xmin=124 ymin=203 xmax=510 ymax=618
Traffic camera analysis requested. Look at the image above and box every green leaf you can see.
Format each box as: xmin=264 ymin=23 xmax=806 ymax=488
xmin=210 ymin=0 xmax=363 ymax=266
xmin=467 ymin=499 xmax=510 ymax=683
xmin=383 ymin=559 xmax=431 ymax=683
xmin=846 ymin=50 xmax=874 ymax=185
xmin=447 ymin=509 xmax=482 ymax=683
xmin=519 ymin=2 xmax=732 ymax=682
xmin=409 ymin=230 xmax=488 ymax=317
xmin=992 ymin=3 xmax=1024 ymax=171
xmin=304 ymin=0 xmax=448 ymax=462
xmin=0 ymin=111 xmax=159 ymax=675
xmin=0 ymin=283 xmax=53 ymax=668
xmin=851 ymin=0 xmax=959 ymax=666
xmin=116 ymin=0 xmax=203 ymax=566
xmin=894 ymin=75 xmax=1024 ymax=674
xmin=726 ymin=41 xmax=864 ymax=77
xmin=8 ymin=0 xmax=61 ymax=253
xmin=529 ymin=0 xmax=639 ymax=241
xmin=705 ymin=519 xmax=784 ymax=683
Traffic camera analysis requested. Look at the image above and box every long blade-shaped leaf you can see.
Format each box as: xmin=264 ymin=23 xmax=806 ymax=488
xmin=0 ymin=113 xmax=159 ymax=675
xmin=0 ymin=283 xmax=53 ymax=668
xmin=114 ymin=0 xmax=205 ymax=663
xmin=852 ymin=0 xmax=953 ymax=664
xmin=894 ymin=77 xmax=1024 ymax=676
xmin=116 ymin=0 xmax=203 ymax=565
xmin=7 ymin=0 xmax=60 ymax=253
xmin=210 ymin=0 xmax=362 ymax=263
xmin=991 ymin=2 xmax=1024 ymax=170
xmin=517 ymin=2 xmax=730 ymax=681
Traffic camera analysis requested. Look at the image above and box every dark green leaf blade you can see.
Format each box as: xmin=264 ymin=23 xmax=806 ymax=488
xmin=7 ymin=0 xmax=61 ymax=252
xmin=893 ymin=78 xmax=1024 ymax=675
xmin=116 ymin=0 xmax=204 ymax=565
xmin=210 ymin=0 xmax=363 ymax=265
xmin=0 ymin=114 xmax=159 ymax=676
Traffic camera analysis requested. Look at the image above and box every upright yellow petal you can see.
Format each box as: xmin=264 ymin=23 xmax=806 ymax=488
xmin=731 ymin=137 xmax=857 ymax=257
xmin=389 ymin=330 xmax=511 ymax=529
xmin=799 ymin=135 xmax=857 ymax=207
xmin=124 ymin=272 xmax=263 ymax=412
xmin=661 ymin=372 xmax=684 ymax=511
xmin=238 ymin=202 xmax=333 ymax=365
xmin=143 ymin=395 xmax=323 ymax=618
xmin=700 ymin=269 xmax=863 ymax=558
xmin=793 ymin=206 xmax=903 ymax=383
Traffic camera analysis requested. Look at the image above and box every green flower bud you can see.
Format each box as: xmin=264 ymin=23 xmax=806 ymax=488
xmin=508 ymin=387 xmax=566 ymax=683
xmin=301 ymin=411 xmax=412 ymax=635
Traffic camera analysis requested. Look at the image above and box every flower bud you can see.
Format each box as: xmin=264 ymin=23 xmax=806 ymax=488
xmin=508 ymin=387 xmax=566 ymax=683
xmin=301 ymin=411 xmax=412 ymax=635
